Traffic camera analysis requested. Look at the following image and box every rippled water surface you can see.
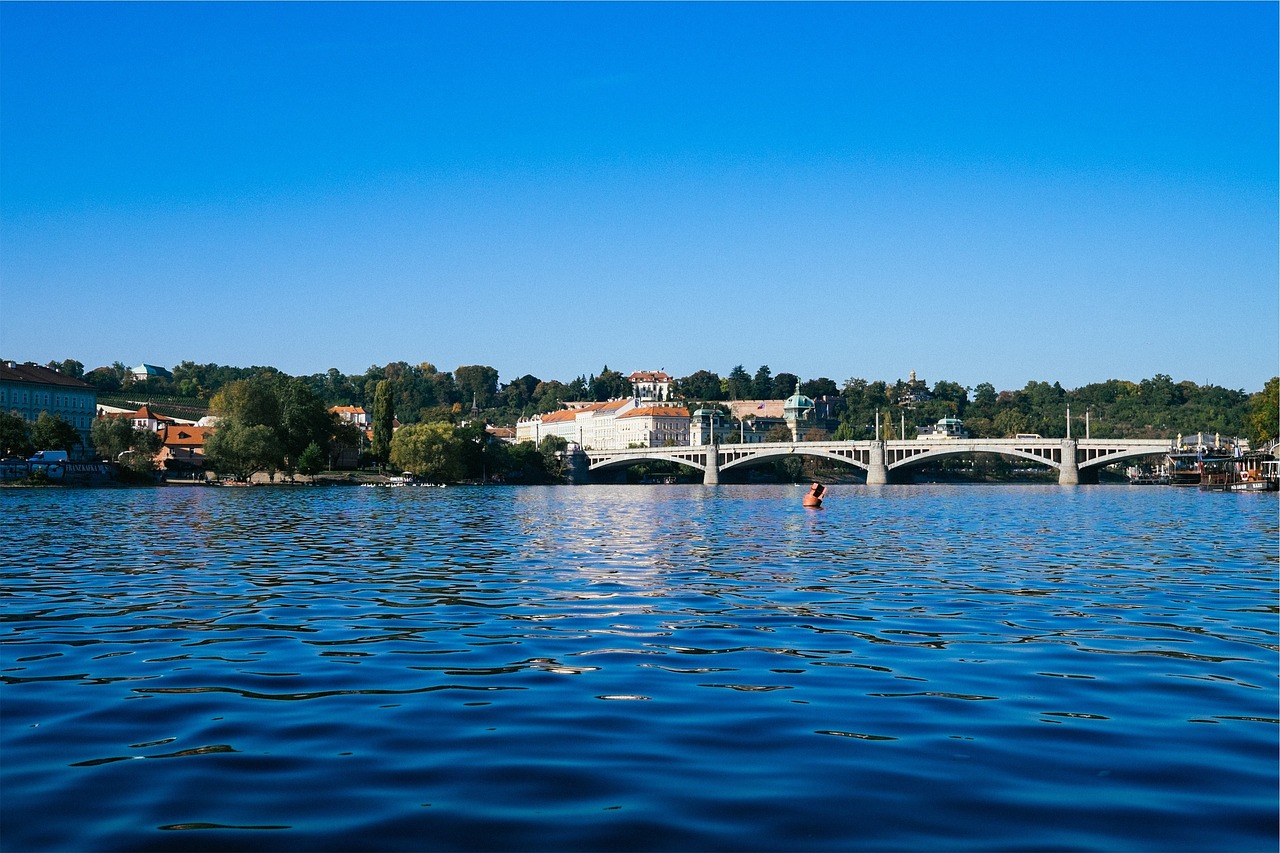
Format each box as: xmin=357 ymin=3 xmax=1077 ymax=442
xmin=2 ymin=484 xmax=1276 ymax=851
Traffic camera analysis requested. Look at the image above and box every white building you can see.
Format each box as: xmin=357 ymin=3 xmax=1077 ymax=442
xmin=628 ymin=370 xmax=673 ymax=402
xmin=130 ymin=363 xmax=173 ymax=382
xmin=616 ymin=404 xmax=690 ymax=448
xmin=330 ymin=406 xmax=371 ymax=428
xmin=516 ymin=398 xmax=689 ymax=450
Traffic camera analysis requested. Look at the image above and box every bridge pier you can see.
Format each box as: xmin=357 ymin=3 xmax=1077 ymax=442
xmin=703 ymin=443 xmax=720 ymax=486
xmin=866 ymin=441 xmax=888 ymax=485
xmin=1058 ymin=439 xmax=1079 ymax=485
xmin=564 ymin=447 xmax=591 ymax=484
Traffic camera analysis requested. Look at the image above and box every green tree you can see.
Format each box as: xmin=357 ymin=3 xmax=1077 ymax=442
xmin=801 ymin=378 xmax=839 ymax=399
xmin=205 ymin=421 xmax=282 ymax=481
xmin=371 ymin=380 xmax=395 ymax=467
xmin=119 ymin=428 xmax=163 ymax=476
xmin=678 ymin=370 xmax=724 ymax=401
xmin=773 ymin=372 xmax=800 ymax=398
xmin=993 ymin=408 xmax=1033 ymax=437
xmin=30 ymin=412 xmax=81 ymax=454
xmin=46 ymin=359 xmax=85 ymax=379
xmin=279 ymin=378 xmax=334 ymax=469
xmin=589 ymin=366 xmax=630 ymax=401
xmin=83 ymin=366 xmax=124 ymax=392
xmin=501 ymin=440 xmax=553 ymax=483
xmin=968 ymin=382 xmax=998 ymax=420
xmin=1249 ymin=377 xmax=1278 ymax=445
xmin=726 ymin=365 xmax=752 ymax=400
xmin=210 ymin=377 xmax=282 ymax=429
xmin=390 ymin=422 xmax=464 ymax=482
xmin=296 ymin=441 xmax=326 ymax=477
xmin=538 ymin=435 xmax=568 ymax=481
xmin=455 ymin=365 xmax=500 ymax=410
xmin=330 ymin=420 xmax=365 ymax=468
xmin=90 ymin=416 xmax=138 ymax=460
xmin=0 ymin=411 xmax=33 ymax=458
xmin=751 ymin=365 xmax=773 ymax=400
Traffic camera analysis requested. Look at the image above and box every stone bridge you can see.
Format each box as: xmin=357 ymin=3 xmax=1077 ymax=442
xmin=577 ymin=437 xmax=1173 ymax=486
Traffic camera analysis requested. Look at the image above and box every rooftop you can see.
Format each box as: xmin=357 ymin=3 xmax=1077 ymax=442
xmin=0 ymin=360 xmax=95 ymax=390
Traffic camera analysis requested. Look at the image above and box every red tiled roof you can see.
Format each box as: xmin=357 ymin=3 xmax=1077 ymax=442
xmin=330 ymin=406 xmax=367 ymax=414
xmin=0 ymin=360 xmax=95 ymax=389
xmin=132 ymin=405 xmax=175 ymax=423
xmin=618 ymin=406 xmax=689 ymax=419
xmin=164 ymin=426 xmax=215 ymax=447
xmin=628 ymin=371 xmax=672 ymax=382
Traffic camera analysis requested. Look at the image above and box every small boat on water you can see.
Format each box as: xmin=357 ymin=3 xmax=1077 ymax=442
xmin=1199 ymin=454 xmax=1279 ymax=492
xmin=361 ymin=473 xmax=446 ymax=488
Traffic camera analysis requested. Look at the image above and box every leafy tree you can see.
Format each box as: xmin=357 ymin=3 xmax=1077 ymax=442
xmin=1139 ymin=374 xmax=1181 ymax=408
xmin=390 ymin=422 xmax=465 ymax=482
xmin=278 ymin=378 xmax=334 ymax=468
xmin=210 ymin=377 xmax=282 ymax=429
xmin=538 ymin=435 xmax=569 ymax=481
xmin=678 ymin=370 xmax=724 ymax=401
xmin=371 ymin=380 xmax=394 ymax=467
xmin=499 ymin=441 xmax=553 ymax=483
xmin=726 ymin=365 xmax=752 ymax=400
xmin=45 ymin=359 xmax=84 ymax=379
xmin=531 ymin=380 xmax=575 ymax=414
xmin=330 ymin=420 xmax=365 ymax=468
xmin=588 ymin=366 xmax=630 ymax=401
xmin=752 ymin=365 xmax=773 ymax=400
xmin=0 ymin=411 xmax=32 ymax=458
xmin=83 ymin=366 xmax=124 ymax=392
xmin=120 ymin=428 xmax=163 ymax=476
xmin=969 ymin=383 xmax=998 ymax=419
xmin=880 ymin=411 xmax=898 ymax=440
xmin=773 ymin=372 xmax=800 ymax=398
xmin=993 ymin=408 xmax=1033 ymax=437
xmin=499 ymin=374 xmax=542 ymax=412
xmin=1249 ymin=377 xmax=1278 ymax=445
xmin=801 ymin=377 xmax=839 ymax=399
xmin=30 ymin=412 xmax=81 ymax=453
xmin=297 ymin=441 xmax=326 ymax=476
xmin=205 ymin=422 xmax=282 ymax=481
xmin=456 ymin=365 xmax=500 ymax=410
xmin=91 ymin=416 xmax=139 ymax=460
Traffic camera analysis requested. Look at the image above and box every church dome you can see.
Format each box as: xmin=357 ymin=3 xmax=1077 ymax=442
xmin=783 ymin=382 xmax=815 ymax=419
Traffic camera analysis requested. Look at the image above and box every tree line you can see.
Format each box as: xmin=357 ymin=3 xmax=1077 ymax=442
xmin=15 ymin=358 xmax=1278 ymax=481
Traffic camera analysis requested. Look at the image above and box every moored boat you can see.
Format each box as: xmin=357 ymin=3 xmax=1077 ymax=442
xmin=1200 ymin=453 xmax=1279 ymax=492
xmin=1167 ymin=433 xmax=1242 ymax=486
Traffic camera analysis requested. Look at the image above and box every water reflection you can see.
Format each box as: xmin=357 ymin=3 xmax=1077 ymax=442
xmin=1 ymin=484 xmax=1275 ymax=852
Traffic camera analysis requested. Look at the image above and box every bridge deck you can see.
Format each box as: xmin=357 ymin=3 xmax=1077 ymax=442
xmin=585 ymin=438 xmax=1172 ymax=474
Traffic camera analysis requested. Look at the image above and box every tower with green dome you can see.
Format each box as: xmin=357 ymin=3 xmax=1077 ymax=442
xmin=783 ymin=381 xmax=815 ymax=442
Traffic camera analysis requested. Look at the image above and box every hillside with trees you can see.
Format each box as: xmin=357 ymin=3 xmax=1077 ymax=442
xmin=21 ymin=356 xmax=1276 ymax=484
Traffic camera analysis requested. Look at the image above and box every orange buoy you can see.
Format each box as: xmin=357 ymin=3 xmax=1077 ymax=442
xmin=803 ymin=482 xmax=825 ymax=507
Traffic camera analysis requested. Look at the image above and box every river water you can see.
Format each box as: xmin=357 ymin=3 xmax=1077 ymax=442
xmin=2 ymin=484 xmax=1276 ymax=852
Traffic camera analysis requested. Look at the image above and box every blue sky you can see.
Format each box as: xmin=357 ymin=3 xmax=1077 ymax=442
xmin=2 ymin=2 xmax=1276 ymax=393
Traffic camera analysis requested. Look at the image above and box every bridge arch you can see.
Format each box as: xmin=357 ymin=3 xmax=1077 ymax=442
xmin=717 ymin=445 xmax=869 ymax=474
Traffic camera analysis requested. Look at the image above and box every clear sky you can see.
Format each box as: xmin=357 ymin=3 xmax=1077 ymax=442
xmin=2 ymin=2 xmax=1276 ymax=393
